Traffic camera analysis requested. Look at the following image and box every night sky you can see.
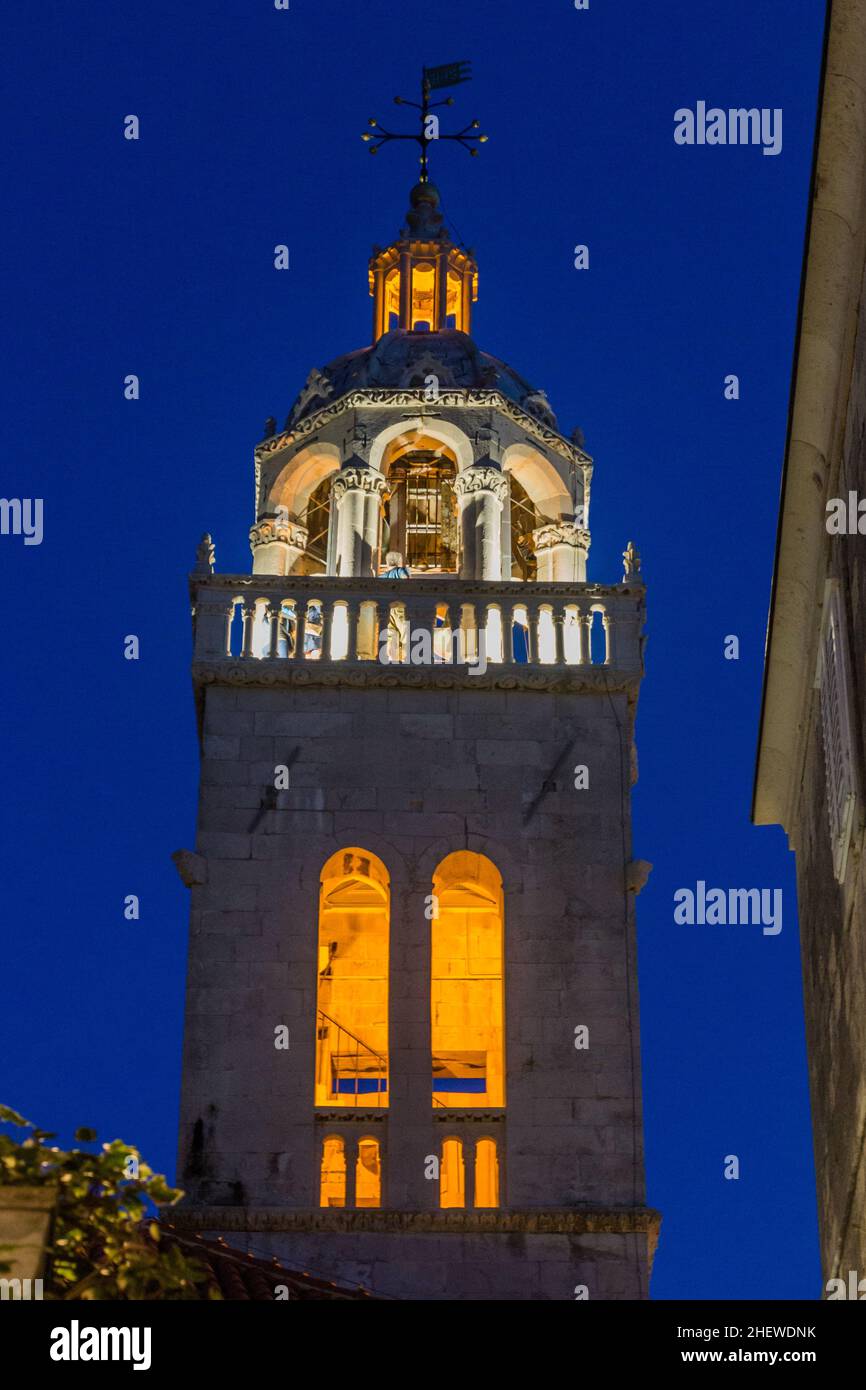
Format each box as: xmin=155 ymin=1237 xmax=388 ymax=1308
xmin=0 ymin=0 xmax=827 ymax=1298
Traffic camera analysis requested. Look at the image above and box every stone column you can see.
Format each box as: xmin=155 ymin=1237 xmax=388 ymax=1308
xmin=249 ymin=518 xmax=309 ymax=576
xmin=530 ymin=520 xmax=591 ymax=583
xmin=455 ymin=465 xmax=508 ymax=581
xmin=436 ymin=249 xmax=449 ymax=328
xmin=329 ymin=467 xmax=387 ymax=578
xmin=399 ymin=250 xmax=412 ymax=328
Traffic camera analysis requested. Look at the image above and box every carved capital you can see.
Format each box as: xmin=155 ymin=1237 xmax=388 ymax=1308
xmin=249 ymin=519 xmax=309 ymax=551
xmin=531 ymin=521 xmax=591 ymax=553
xmin=331 ymin=467 xmax=388 ymax=502
xmin=454 ymin=465 xmax=509 ymax=503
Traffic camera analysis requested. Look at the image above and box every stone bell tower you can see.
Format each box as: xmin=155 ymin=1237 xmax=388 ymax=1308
xmin=173 ymin=168 xmax=655 ymax=1299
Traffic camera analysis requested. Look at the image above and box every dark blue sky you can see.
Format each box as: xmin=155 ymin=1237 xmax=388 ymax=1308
xmin=1 ymin=1 xmax=827 ymax=1298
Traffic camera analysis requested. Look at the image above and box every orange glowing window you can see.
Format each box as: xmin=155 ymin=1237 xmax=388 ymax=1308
xmin=384 ymin=267 xmax=400 ymax=329
xmin=474 ymin=1138 xmax=499 ymax=1208
xmin=411 ymin=261 xmax=435 ymax=329
xmin=446 ymin=269 xmax=463 ymax=329
xmin=320 ymin=1136 xmax=346 ymax=1208
xmin=440 ymin=1138 xmax=465 ymax=1209
xmin=355 ymin=1137 xmax=381 ymax=1208
xmin=315 ymin=849 xmax=389 ymax=1108
xmin=431 ymin=852 xmax=505 ymax=1108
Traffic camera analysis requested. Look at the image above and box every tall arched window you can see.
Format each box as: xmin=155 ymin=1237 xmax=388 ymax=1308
xmin=440 ymin=1138 xmax=465 ymax=1209
xmin=315 ymin=849 xmax=389 ymax=1107
xmin=320 ymin=1136 xmax=346 ymax=1207
xmin=474 ymin=1138 xmax=500 ymax=1208
xmin=431 ymin=852 xmax=505 ymax=1108
xmin=355 ymin=1137 xmax=382 ymax=1208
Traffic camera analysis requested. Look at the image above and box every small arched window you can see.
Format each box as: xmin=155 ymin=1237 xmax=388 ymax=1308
xmin=440 ymin=1138 xmax=465 ymax=1209
xmin=474 ymin=1138 xmax=500 ymax=1208
xmin=355 ymin=1137 xmax=381 ymax=1208
xmin=320 ymin=1136 xmax=346 ymax=1207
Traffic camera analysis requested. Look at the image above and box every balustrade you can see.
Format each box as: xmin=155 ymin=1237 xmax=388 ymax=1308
xmin=191 ymin=577 xmax=644 ymax=673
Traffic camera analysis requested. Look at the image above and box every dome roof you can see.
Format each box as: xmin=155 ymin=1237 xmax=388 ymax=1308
xmin=286 ymin=330 xmax=558 ymax=432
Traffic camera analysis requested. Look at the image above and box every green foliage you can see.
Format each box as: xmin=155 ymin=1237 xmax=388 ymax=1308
xmin=0 ymin=1104 xmax=220 ymax=1300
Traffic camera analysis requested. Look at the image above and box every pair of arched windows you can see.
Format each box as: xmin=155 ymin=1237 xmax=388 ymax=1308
xmin=315 ymin=848 xmax=505 ymax=1110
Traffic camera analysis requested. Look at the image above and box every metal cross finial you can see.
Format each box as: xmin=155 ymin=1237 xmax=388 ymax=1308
xmin=361 ymin=62 xmax=488 ymax=182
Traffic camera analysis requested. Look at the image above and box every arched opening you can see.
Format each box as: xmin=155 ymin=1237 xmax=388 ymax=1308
xmin=590 ymin=607 xmax=607 ymax=664
xmin=355 ymin=1137 xmax=382 ymax=1208
xmin=315 ymin=849 xmax=390 ymax=1108
xmin=382 ymin=433 xmax=459 ymax=573
xmin=319 ymin=1136 xmax=346 ymax=1207
xmin=446 ymin=269 xmax=462 ymax=330
xmin=431 ymin=852 xmax=505 ymax=1108
xmin=300 ymin=476 xmax=331 ymax=568
xmin=510 ymin=476 xmax=541 ymax=580
xmin=384 ymin=267 xmax=400 ymax=331
xmin=411 ymin=261 xmax=435 ymax=330
xmin=439 ymin=1138 xmax=465 ymax=1209
xmin=474 ymin=1138 xmax=500 ymax=1208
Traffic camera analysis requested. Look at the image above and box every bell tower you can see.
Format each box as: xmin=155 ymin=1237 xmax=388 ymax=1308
xmin=174 ymin=77 xmax=655 ymax=1300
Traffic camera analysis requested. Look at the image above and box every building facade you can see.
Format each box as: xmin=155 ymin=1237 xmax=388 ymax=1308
xmin=173 ymin=178 xmax=656 ymax=1299
xmin=753 ymin=0 xmax=866 ymax=1293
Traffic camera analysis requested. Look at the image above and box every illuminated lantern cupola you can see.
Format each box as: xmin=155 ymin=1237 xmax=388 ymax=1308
xmin=369 ymin=182 xmax=478 ymax=339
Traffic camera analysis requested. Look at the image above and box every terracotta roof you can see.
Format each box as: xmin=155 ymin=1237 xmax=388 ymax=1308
xmin=158 ymin=1223 xmax=382 ymax=1301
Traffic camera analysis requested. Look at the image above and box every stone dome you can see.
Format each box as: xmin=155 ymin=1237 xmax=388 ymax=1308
xmin=286 ymin=329 xmax=558 ymax=432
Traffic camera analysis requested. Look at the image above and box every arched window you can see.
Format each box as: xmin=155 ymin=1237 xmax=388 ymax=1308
xmin=411 ymin=261 xmax=435 ymax=330
xmin=431 ymin=852 xmax=505 ymax=1108
xmin=440 ymin=1138 xmax=465 ymax=1209
xmin=474 ymin=1138 xmax=500 ymax=1208
xmin=320 ymin=1136 xmax=346 ymax=1207
xmin=383 ymin=442 xmax=458 ymax=573
xmin=301 ymin=476 xmax=332 ymax=567
xmin=355 ymin=1137 xmax=382 ymax=1208
xmin=315 ymin=849 xmax=390 ymax=1107
xmin=510 ymin=476 xmax=540 ymax=581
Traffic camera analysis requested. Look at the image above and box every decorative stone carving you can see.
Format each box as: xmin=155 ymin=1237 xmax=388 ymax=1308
xmin=249 ymin=519 xmax=309 ymax=551
xmin=531 ymin=521 xmax=591 ymax=552
xmin=622 ymin=540 xmax=642 ymax=582
xmin=330 ymin=467 xmax=388 ymax=502
xmin=522 ymin=388 xmax=558 ymax=429
xmin=194 ymin=533 xmax=215 ymax=574
xmin=288 ymin=367 xmax=334 ymax=425
xmin=191 ymin=659 xmax=642 ymax=697
xmin=255 ymin=390 xmax=590 ymax=471
xmin=454 ymin=465 xmax=509 ymax=503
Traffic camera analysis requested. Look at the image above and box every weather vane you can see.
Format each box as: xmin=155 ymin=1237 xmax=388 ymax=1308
xmin=361 ymin=61 xmax=488 ymax=183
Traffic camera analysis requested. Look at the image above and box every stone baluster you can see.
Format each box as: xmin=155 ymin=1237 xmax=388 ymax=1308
xmin=267 ymin=604 xmax=281 ymax=658
xmin=500 ymin=605 xmax=515 ymax=665
xmin=241 ymin=603 xmax=256 ymax=659
xmin=288 ymin=600 xmax=305 ymax=661
xmin=346 ymin=600 xmax=361 ymax=661
xmin=318 ymin=600 xmax=333 ymax=662
xmin=523 ymin=600 xmax=542 ymax=664
xmin=553 ymin=609 xmax=566 ymax=665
